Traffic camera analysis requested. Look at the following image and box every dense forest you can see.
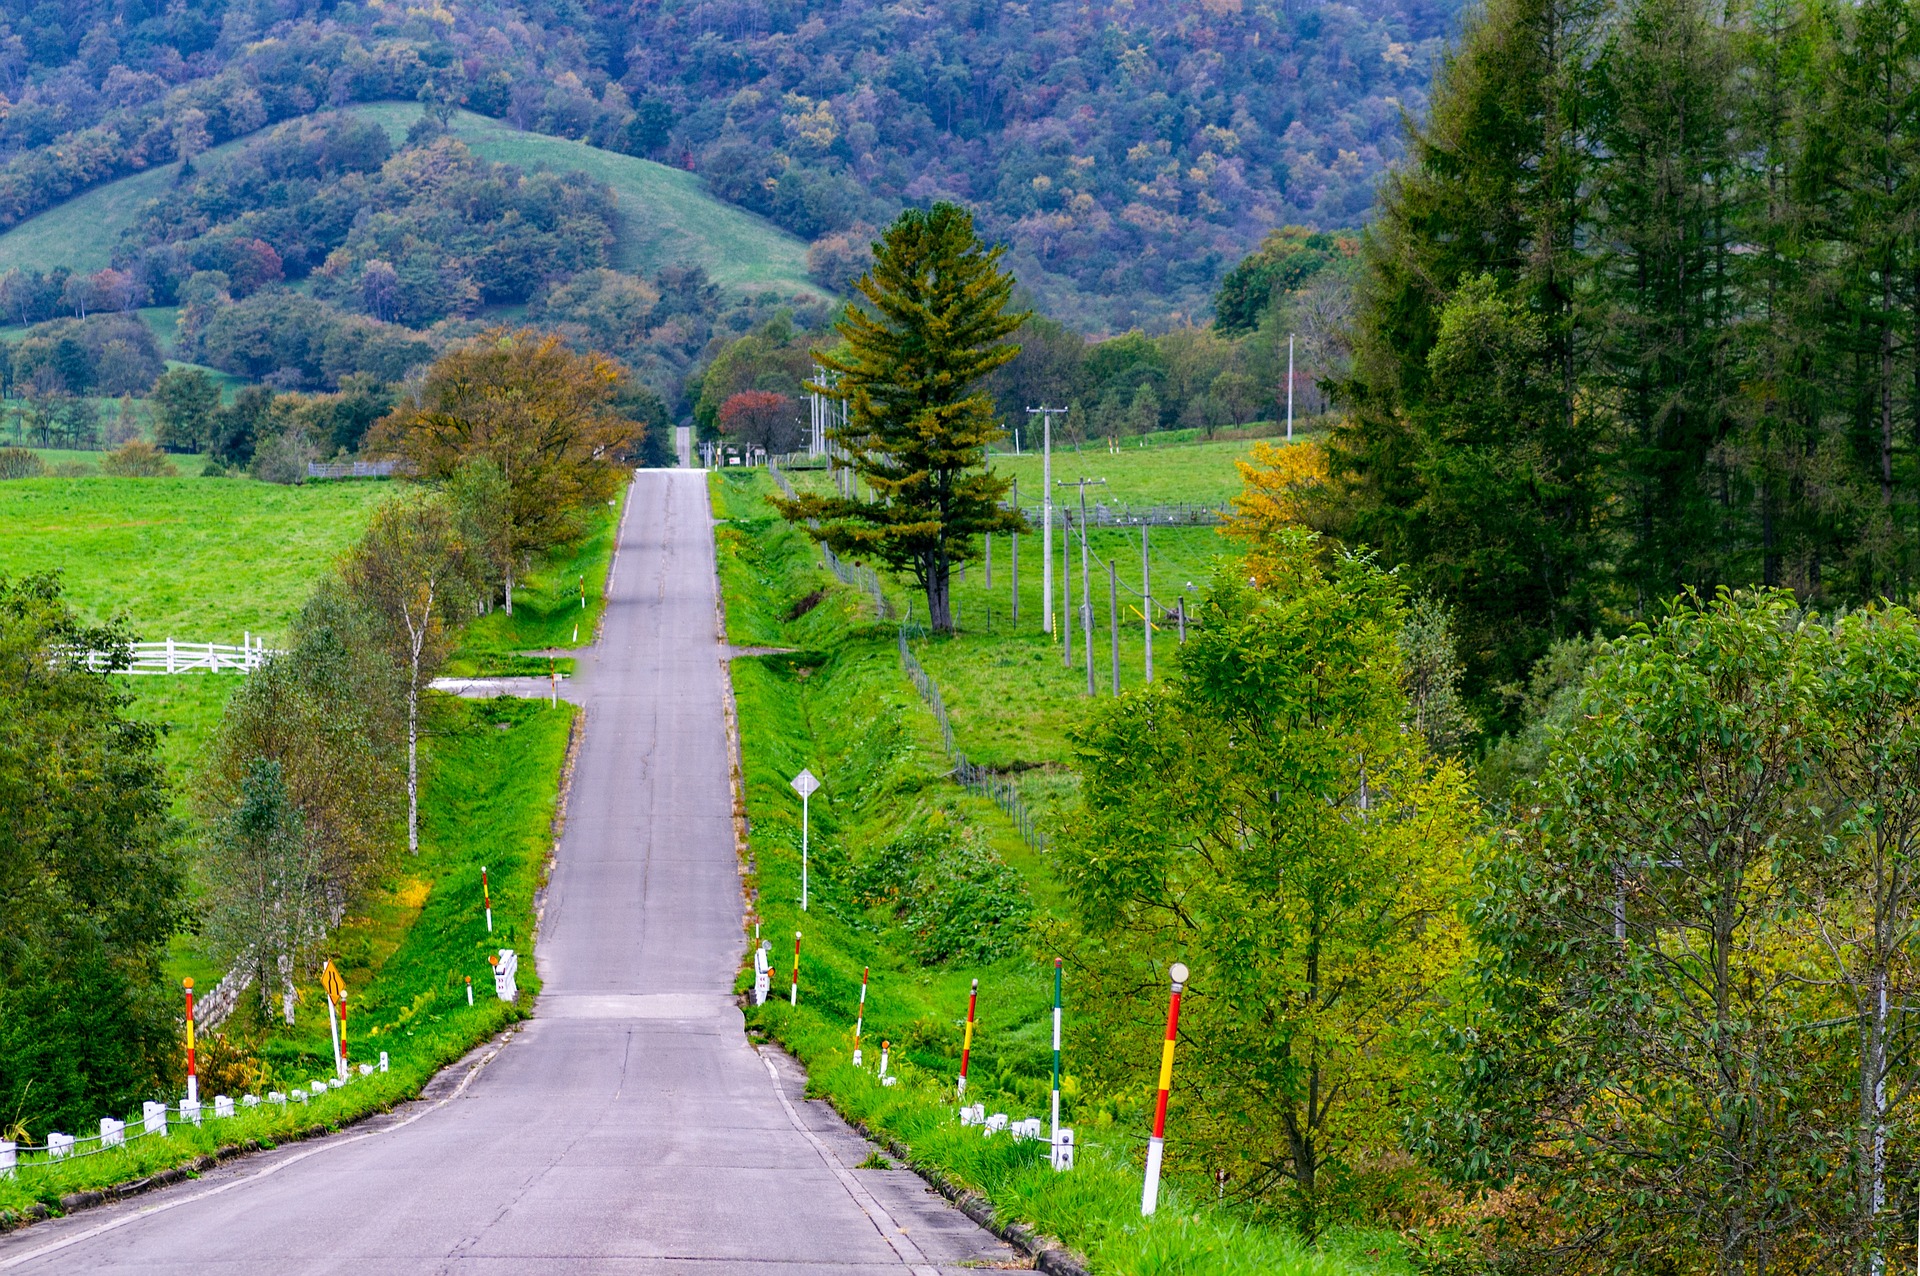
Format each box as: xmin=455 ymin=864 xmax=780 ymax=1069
xmin=0 ymin=0 xmax=1456 ymax=327
xmin=1317 ymin=0 xmax=1920 ymax=730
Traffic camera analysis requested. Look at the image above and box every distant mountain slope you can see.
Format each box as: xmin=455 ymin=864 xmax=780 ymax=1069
xmin=0 ymin=1 xmax=1459 ymax=331
xmin=0 ymin=104 xmax=820 ymax=299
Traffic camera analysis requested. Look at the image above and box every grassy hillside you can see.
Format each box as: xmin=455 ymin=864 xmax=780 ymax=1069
xmin=0 ymin=104 xmax=821 ymax=299
xmin=0 ymin=475 xmax=394 ymax=641
xmin=714 ymin=454 xmax=1409 ymax=1274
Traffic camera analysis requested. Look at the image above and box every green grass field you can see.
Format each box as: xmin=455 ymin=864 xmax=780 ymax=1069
xmin=0 ymin=103 xmax=821 ymax=299
xmin=0 ymin=475 xmax=394 ymax=641
xmin=714 ymin=448 xmax=1407 ymax=1274
xmin=976 ymin=435 xmax=1271 ymax=509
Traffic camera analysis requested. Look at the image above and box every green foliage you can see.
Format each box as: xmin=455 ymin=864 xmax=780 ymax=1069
xmin=0 ymin=574 xmax=185 ymax=1139
xmin=774 ymin=203 xmax=1027 ymax=632
xmin=1420 ymin=591 xmax=1920 ymax=1270
xmin=1213 ymin=228 xmax=1353 ymax=337
xmin=853 ymin=824 xmax=1033 ymax=965
xmin=1058 ymin=534 xmax=1479 ymax=1235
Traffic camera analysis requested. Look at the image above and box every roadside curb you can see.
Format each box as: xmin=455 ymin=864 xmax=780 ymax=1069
xmin=847 ymin=1118 xmax=1093 ymax=1276
xmin=752 ymin=1031 xmax=1091 ymax=1276
xmin=0 ymin=1025 xmax=519 ymax=1237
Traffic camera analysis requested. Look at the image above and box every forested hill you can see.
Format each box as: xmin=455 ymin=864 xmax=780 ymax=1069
xmin=0 ymin=0 xmax=1459 ymax=329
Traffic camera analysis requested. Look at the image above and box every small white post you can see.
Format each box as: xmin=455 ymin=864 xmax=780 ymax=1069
xmin=142 ymin=1101 xmax=167 ymax=1136
xmin=379 ymin=1051 xmax=389 ymax=1073
xmin=99 ymin=1117 xmax=124 ymax=1148
xmin=0 ymin=1141 xmax=13 ymax=1178
xmin=180 ymin=1098 xmax=201 ymax=1125
xmin=214 ymin=1096 xmax=234 ymax=1119
xmin=326 ymin=996 xmax=342 ymax=1081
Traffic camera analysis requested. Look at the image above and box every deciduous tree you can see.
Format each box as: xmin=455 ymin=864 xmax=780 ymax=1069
xmin=366 ymin=329 xmax=636 ymax=613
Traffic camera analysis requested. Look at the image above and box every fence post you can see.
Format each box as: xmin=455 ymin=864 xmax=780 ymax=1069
xmin=165 ymin=636 xmax=175 ymax=674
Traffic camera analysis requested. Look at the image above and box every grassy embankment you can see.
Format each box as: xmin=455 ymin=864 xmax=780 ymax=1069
xmin=715 ymin=447 xmax=1410 ymax=1275
xmin=0 ymin=475 xmax=622 ymax=1221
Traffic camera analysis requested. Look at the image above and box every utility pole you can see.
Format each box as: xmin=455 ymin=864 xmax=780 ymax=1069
xmin=1028 ymin=406 xmax=1067 ymax=633
xmin=1056 ymin=476 xmax=1106 ymax=696
xmin=1142 ymin=523 xmax=1152 ymax=684
xmin=1286 ymin=334 xmax=1295 ymax=442
xmin=1010 ymin=478 xmax=1019 ymax=625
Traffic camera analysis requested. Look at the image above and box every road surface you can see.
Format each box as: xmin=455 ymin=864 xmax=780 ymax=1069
xmin=0 ymin=469 xmax=1013 ymax=1274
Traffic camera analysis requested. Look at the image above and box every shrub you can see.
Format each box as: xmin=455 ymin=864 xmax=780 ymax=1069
xmin=0 ymin=447 xmax=43 ymax=479
xmin=853 ymin=823 xmax=1032 ymax=965
xmin=99 ymin=440 xmax=178 ymax=477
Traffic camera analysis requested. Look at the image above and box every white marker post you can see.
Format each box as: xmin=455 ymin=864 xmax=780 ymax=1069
xmin=853 ymin=966 xmax=869 ymax=1065
xmin=790 ymin=769 xmax=819 ymax=911
xmin=482 ymin=866 xmax=493 ymax=934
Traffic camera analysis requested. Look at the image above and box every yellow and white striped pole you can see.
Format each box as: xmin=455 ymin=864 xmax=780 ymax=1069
xmin=1141 ymin=962 xmax=1189 ymax=1217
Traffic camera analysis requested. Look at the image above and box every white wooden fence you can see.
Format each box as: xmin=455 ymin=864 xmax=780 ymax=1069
xmin=80 ymin=635 xmax=279 ymax=675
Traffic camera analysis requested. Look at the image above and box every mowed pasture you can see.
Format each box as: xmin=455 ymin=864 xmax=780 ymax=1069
xmin=0 ymin=475 xmax=393 ymax=642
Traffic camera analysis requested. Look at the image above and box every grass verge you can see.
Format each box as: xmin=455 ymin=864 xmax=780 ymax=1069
xmin=712 ymin=467 xmax=1409 ymax=1275
xmin=0 ymin=692 xmax=572 ymax=1223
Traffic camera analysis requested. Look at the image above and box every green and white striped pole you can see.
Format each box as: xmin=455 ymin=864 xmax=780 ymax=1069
xmin=1050 ymin=958 xmax=1063 ymax=1149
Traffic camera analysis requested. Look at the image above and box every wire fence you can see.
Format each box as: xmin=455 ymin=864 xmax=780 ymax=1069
xmin=762 ymin=466 xmax=1050 ymax=853
xmin=897 ymin=617 xmax=1050 ymax=854
xmin=1012 ymin=501 xmax=1223 ymax=528
xmin=767 ymin=466 xmax=894 ymax=620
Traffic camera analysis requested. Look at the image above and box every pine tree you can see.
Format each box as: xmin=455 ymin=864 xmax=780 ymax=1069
xmin=773 ymin=204 xmax=1027 ymax=632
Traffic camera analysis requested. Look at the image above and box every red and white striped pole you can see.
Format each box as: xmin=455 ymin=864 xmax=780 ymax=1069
xmin=790 ymin=931 xmax=802 ymax=1006
xmin=958 ymin=978 xmax=978 ymax=1096
xmin=482 ymin=866 xmax=493 ymax=934
xmin=853 ymin=966 xmax=869 ymax=1065
xmin=183 ymin=977 xmax=198 ymax=1104
xmin=1141 ymin=962 xmax=1188 ymax=1217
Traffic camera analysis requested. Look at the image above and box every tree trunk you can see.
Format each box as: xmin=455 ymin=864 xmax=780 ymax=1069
xmin=926 ymin=554 xmax=953 ymax=632
xmin=504 ymin=561 xmax=514 ymax=616
xmin=407 ymin=667 xmax=419 ymax=856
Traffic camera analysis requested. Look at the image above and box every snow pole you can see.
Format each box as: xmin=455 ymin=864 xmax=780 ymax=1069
xmin=853 ymin=966 xmax=869 ymax=1065
xmin=790 ymin=931 xmax=802 ymax=1006
xmin=1141 ymin=962 xmax=1189 ymax=1217
xmin=183 ymin=977 xmax=198 ymax=1104
xmin=958 ymin=978 xmax=978 ymax=1096
xmin=482 ymin=865 xmax=493 ymax=934
xmin=1050 ymin=958 xmax=1062 ymax=1147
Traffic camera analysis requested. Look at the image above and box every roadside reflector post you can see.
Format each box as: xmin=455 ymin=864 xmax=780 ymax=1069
xmin=753 ymin=940 xmax=772 ymax=1005
xmin=790 ymin=769 xmax=819 ymax=912
xmin=482 ymin=866 xmax=493 ymax=933
xmin=879 ymin=1039 xmax=891 ymax=1082
xmin=379 ymin=1051 xmax=390 ymax=1073
xmin=958 ymin=978 xmax=978 ymax=1097
xmin=466 ymin=975 xmax=474 ymax=1006
xmin=1141 ymin=961 xmax=1189 ymax=1217
xmin=791 ymin=931 xmax=802 ymax=1006
xmin=853 ymin=965 xmax=869 ymax=1065
xmin=1050 ymin=958 xmax=1064 ymax=1153
xmin=183 ymin=977 xmax=198 ymax=1104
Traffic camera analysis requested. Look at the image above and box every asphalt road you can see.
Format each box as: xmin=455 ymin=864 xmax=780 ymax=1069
xmin=0 ymin=469 xmax=1014 ymax=1275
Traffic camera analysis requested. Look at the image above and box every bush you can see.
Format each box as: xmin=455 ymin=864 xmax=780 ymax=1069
xmin=852 ymin=823 xmax=1032 ymax=965
xmin=250 ymin=431 xmax=315 ymax=485
xmin=0 ymin=447 xmax=43 ymax=479
xmin=99 ymin=440 xmax=178 ymax=477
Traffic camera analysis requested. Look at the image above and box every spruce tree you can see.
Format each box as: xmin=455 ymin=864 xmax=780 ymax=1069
xmin=773 ymin=204 xmax=1027 ymax=632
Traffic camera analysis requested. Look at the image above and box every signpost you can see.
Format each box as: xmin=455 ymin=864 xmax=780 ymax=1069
xmin=321 ymin=960 xmax=348 ymax=1080
xmin=790 ymin=769 xmax=819 ymax=911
